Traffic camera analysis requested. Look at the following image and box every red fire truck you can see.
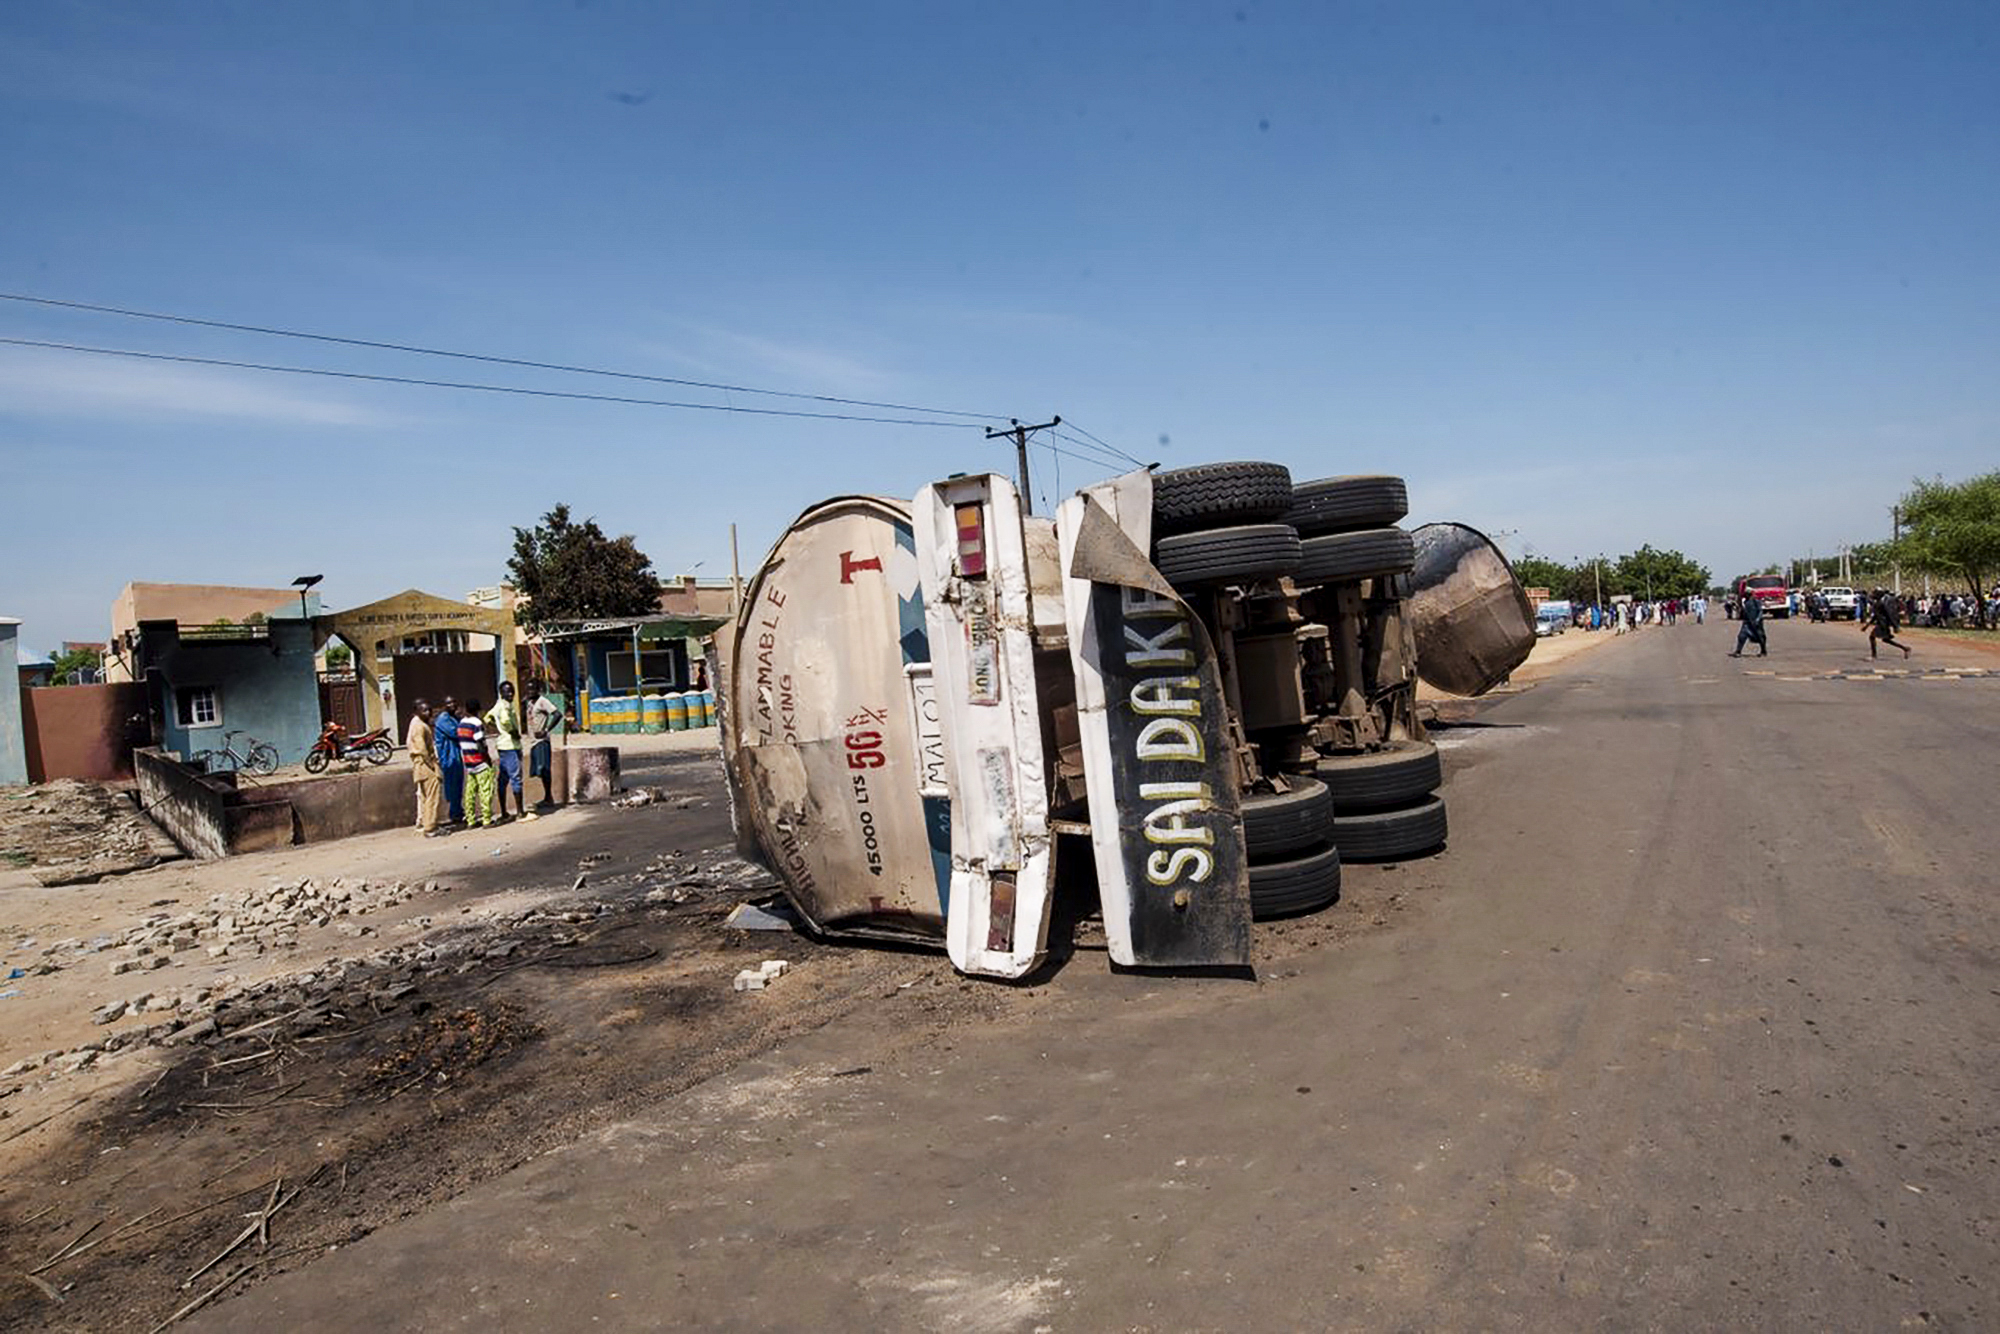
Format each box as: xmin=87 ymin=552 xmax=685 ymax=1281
xmin=1736 ymin=574 xmax=1791 ymax=618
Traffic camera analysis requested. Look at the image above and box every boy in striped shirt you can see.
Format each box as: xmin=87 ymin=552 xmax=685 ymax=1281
xmin=457 ymin=698 xmax=497 ymax=828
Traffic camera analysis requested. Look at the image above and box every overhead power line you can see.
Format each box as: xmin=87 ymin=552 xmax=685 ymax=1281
xmin=0 ymin=291 xmax=1011 ymax=422
xmin=1053 ymin=428 xmax=1140 ymax=470
xmin=0 ymin=336 xmax=986 ymax=428
xmin=1059 ymin=419 xmax=1146 ymax=467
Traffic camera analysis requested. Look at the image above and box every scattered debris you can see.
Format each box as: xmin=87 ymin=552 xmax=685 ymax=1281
xmin=732 ymin=959 xmax=791 ymax=992
xmin=0 ymin=779 xmax=185 ymax=883
xmin=724 ymin=900 xmax=803 ymax=933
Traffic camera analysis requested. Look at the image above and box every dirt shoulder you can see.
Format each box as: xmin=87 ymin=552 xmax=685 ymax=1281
xmin=0 ymin=733 xmax=1419 ymax=1333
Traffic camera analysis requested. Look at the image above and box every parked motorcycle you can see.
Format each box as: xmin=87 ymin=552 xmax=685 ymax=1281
xmin=304 ymin=721 xmax=395 ymax=773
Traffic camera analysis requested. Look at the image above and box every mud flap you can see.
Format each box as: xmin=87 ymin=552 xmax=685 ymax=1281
xmin=912 ymin=475 xmax=1055 ymax=979
xmin=1057 ymin=472 xmax=1252 ymax=968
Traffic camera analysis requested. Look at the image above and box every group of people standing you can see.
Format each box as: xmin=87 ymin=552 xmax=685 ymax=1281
xmin=404 ymin=680 xmax=563 ymax=836
xmin=1572 ymin=597 xmax=1706 ymax=634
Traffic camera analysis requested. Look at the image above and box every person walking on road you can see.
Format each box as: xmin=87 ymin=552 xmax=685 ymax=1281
xmin=433 ymin=696 xmax=464 ymax=827
xmin=457 ymin=697 xmax=497 ymax=828
xmin=525 ymin=680 xmax=561 ymax=811
xmin=407 ymin=698 xmax=444 ymax=836
xmin=1865 ymin=588 xmax=1912 ymax=660
xmin=486 ymin=681 xmax=527 ymax=822
xmin=1730 ymin=589 xmax=1768 ymax=657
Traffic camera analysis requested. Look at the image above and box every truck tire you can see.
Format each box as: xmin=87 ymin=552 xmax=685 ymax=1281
xmin=1330 ymin=796 xmax=1447 ymax=861
xmin=1287 ymin=475 xmax=1408 ymax=535
xmin=1314 ymin=741 xmax=1440 ymax=812
xmin=1242 ymin=777 xmax=1334 ymax=858
xmin=1295 ymin=527 xmax=1415 ymax=585
xmin=1151 ymin=462 xmax=1294 ymax=536
xmin=1249 ymin=842 xmax=1342 ymax=919
xmin=1153 ymin=524 xmax=1300 ymax=587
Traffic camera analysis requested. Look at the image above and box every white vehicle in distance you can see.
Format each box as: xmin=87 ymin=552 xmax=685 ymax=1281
xmin=1820 ymin=586 xmax=1860 ymax=620
xmin=1534 ymin=600 xmax=1572 ymax=636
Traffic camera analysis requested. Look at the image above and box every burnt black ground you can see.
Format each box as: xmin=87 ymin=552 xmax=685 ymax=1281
xmin=163 ymin=620 xmax=2000 ymax=1328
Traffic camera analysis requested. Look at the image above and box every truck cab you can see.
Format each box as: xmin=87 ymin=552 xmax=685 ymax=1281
xmin=1737 ymin=575 xmax=1791 ymax=618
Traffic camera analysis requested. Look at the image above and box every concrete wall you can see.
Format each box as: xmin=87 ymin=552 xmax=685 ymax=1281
xmin=150 ymin=620 xmax=323 ymax=767
xmin=135 ymin=747 xmax=234 ymax=859
xmin=135 ymin=747 xmax=412 ymax=858
xmin=21 ymin=682 xmax=150 ymax=782
xmin=261 ymin=767 xmax=414 ymax=842
xmin=0 ymin=620 xmax=24 ymax=785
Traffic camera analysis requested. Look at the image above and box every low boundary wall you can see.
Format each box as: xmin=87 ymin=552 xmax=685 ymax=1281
xmin=134 ymin=749 xmax=417 ymax=858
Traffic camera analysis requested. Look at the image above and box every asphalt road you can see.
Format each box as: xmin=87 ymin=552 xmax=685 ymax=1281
xmin=196 ymin=618 xmax=2000 ymax=1331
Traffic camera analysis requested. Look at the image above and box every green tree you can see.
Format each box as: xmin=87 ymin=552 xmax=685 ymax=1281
xmin=1510 ymin=556 xmax=1572 ymax=596
xmin=1613 ymin=545 xmax=1710 ymax=601
xmin=324 ymin=644 xmax=353 ymax=670
xmin=1892 ymin=472 xmax=2000 ymax=628
xmin=47 ymin=646 xmax=102 ymax=684
xmin=506 ymin=504 xmax=665 ymax=631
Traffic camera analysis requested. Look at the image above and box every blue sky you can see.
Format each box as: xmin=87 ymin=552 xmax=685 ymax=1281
xmin=3 ymin=1 xmax=1995 ymax=642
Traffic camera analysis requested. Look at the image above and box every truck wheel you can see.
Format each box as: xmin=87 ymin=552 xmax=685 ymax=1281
xmin=1295 ymin=527 xmax=1415 ymax=585
xmin=1151 ymin=462 xmax=1294 ymax=536
xmin=1242 ymin=777 xmax=1334 ymax=858
xmin=1286 ymin=475 xmax=1409 ymax=535
xmin=1331 ymin=796 xmax=1447 ymax=861
xmin=1249 ymin=842 xmax=1342 ymax=919
xmin=1314 ymin=741 xmax=1440 ymax=812
xmin=1153 ymin=524 xmax=1300 ymax=587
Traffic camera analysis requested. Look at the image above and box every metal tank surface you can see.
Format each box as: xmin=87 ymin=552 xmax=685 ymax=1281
xmin=1406 ymin=522 xmax=1536 ymax=697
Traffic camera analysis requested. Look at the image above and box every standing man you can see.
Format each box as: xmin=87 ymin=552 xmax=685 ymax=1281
xmin=408 ymin=698 xmax=444 ymax=836
xmin=433 ymin=696 xmax=463 ymax=828
xmin=525 ymin=680 xmax=562 ymax=812
xmin=457 ymin=697 xmax=497 ymax=828
xmin=1730 ymin=587 xmax=1768 ymax=657
xmin=1865 ymin=588 xmax=1912 ymax=661
xmin=486 ymin=680 xmax=527 ymax=822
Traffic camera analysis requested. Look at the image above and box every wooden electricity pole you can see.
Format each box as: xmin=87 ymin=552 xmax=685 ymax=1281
xmin=984 ymin=416 xmax=1061 ymax=514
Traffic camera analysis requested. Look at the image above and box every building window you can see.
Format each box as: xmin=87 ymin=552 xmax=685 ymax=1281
xmin=177 ymin=686 xmax=221 ymax=728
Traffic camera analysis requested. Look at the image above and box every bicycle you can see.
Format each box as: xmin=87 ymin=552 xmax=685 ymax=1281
xmin=190 ymin=729 xmax=281 ymax=777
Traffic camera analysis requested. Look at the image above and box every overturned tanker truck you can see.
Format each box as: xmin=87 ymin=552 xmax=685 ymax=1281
xmin=717 ymin=462 xmax=1533 ymax=980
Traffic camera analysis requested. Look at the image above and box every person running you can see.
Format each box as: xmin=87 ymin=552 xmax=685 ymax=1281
xmin=1865 ymin=588 xmax=1912 ymax=660
xmin=486 ymin=681 xmax=526 ymax=822
xmin=433 ymin=696 xmax=464 ymax=827
xmin=525 ymin=680 xmax=562 ymax=810
xmin=457 ymin=697 xmax=497 ymax=828
xmin=407 ymin=698 xmax=444 ymax=836
xmin=1730 ymin=588 xmax=1768 ymax=657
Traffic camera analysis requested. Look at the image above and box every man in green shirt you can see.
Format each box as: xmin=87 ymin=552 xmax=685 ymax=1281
xmin=486 ymin=680 xmax=530 ymax=822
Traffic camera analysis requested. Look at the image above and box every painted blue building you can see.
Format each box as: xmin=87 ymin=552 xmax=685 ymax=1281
xmin=130 ymin=617 xmax=323 ymax=768
xmin=0 ymin=618 xmax=25 ymax=785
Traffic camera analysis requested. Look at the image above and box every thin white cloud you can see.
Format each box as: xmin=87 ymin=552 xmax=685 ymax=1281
xmin=0 ymin=353 xmax=400 ymax=427
xmin=640 ymin=323 xmax=898 ymax=393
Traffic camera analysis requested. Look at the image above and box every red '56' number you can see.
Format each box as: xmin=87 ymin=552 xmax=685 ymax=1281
xmin=846 ymin=730 xmax=885 ymax=769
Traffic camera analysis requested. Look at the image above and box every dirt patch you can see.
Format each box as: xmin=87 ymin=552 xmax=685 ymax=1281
xmin=0 ymin=745 xmax=1430 ymax=1333
xmin=0 ymin=781 xmax=182 ymax=885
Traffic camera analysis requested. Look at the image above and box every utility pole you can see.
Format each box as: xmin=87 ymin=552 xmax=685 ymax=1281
xmin=1892 ymin=504 xmax=1903 ymax=596
xmin=729 ymin=523 xmax=743 ymax=616
xmin=984 ymin=416 xmax=1061 ymax=514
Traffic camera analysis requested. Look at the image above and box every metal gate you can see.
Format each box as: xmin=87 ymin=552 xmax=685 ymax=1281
xmin=318 ymin=675 xmax=366 ymax=735
xmin=390 ymin=651 xmax=500 ymax=740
